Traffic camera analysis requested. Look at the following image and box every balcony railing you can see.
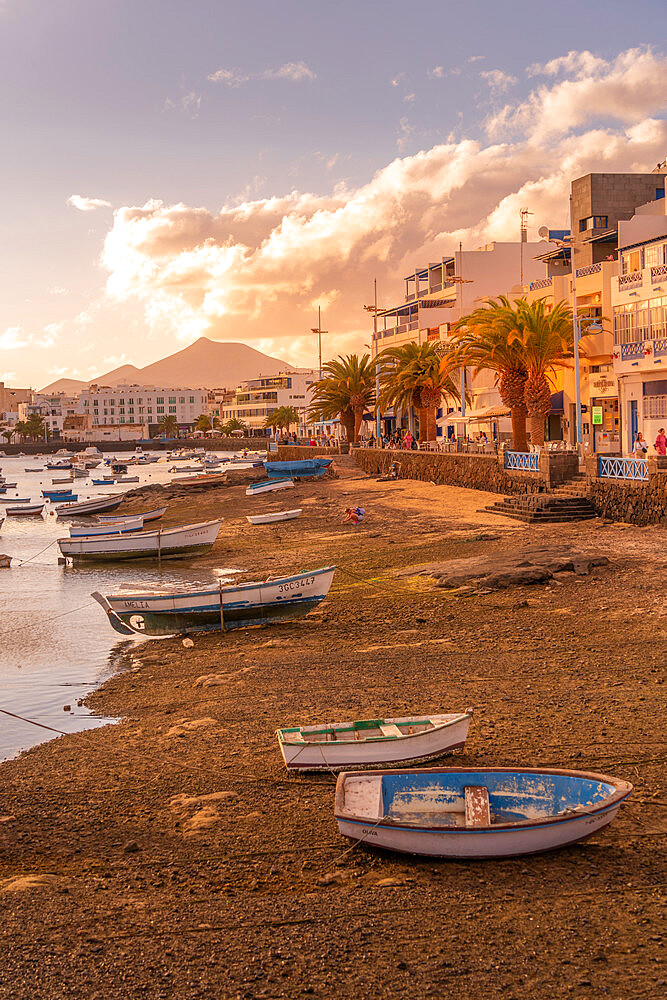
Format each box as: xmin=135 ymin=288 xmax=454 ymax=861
xmin=575 ymin=262 xmax=602 ymax=278
xmin=429 ymin=282 xmax=442 ymax=293
xmin=651 ymin=264 xmax=667 ymax=284
xmin=529 ymin=277 xmax=552 ymax=291
xmin=654 ymin=338 xmax=667 ymax=358
xmin=620 ymin=342 xmax=646 ymax=361
xmin=618 ymin=271 xmax=643 ymax=289
xmin=506 ymin=451 xmax=539 ymax=472
xmin=599 ymin=456 xmax=648 ymax=481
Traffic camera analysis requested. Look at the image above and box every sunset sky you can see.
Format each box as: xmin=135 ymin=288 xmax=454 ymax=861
xmin=1 ymin=0 xmax=666 ymax=388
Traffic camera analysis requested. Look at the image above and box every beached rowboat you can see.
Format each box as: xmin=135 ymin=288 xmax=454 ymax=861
xmin=247 ymin=509 xmax=302 ymax=525
xmin=278 ymin=712 xmax=473 ymax=772
xmin=5 ymin=503 xmax=45 ymax=516
xmin=55 ymin=495 xmax=124 ymax=518
xmin=68 ymin=515 xmax=144 ymax=537
xmin=97 ymin=505 xmax=167 ymax=524
xmin=264 ymin=458 xmax=332 ymax=479
xmin=334 ymin=766 xmax=633 ymax=858
xmin=92 ymin=565 xmax=336 ymax=636
xmin=245 ymin=478 xmax=294 ymax=496
xmin=58 ymin=517 xmax=223 ymax=562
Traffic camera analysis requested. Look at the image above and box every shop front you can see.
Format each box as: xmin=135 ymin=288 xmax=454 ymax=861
xmin=587 ymin=371 xmax=620 ymax=454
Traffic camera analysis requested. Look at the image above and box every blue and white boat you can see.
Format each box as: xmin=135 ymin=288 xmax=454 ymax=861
xmin=245 ymin=478 xmax=294 ymax=497
xmin=91 ymin=565 xmax=336 ymax=636
xmin=334 ymin=767 xmax=632 ymax=858
xmin=69 ymin=515 xmax=144 ymax=537
xmin=42 ymin=489 xmax=77 ymax=500
xmin=264 ymin=458 xmax=333 ymax=480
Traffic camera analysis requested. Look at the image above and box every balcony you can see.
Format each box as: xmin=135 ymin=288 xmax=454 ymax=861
xmin=651 ymin=264 xmax=667 ymax=285
xmin=620 ymin=342 xmax=646 ymax=361
xmin=529 ymin=277 xmax=552 ymax=291
xmin=575 ymin=262 xmax=602 ymax=278
xmin=618 ymin=271 xmax=643 ymax=289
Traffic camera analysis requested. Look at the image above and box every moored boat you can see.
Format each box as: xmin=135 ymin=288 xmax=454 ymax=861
xmin=334 ymin=767 xmax=633 ymax=858
xmin=264 ymin=458 xmax=332 ymax=480
xmin=58 ymin=517 xmax=223 ymax=561
xmin=5 ymin=503 xmax=45 ymax=516
xmin=247 ymin=508 xmax=302 ymax=525
xmin=245 ymin=478 xmax=294 ymax=497
xmin=92 ymin=565 xmax=336 ymax=636
xmin=42 ymin=490 xmax=77 ymax=500
xmin=278 ymin=712 xmax=473 ymax=772
xmin=97 ymin=505 xmax=167 ymax=524
xmin=68 ymin=515 xmax=144 ymax=537
xmin=55 ymin=494 xmax=124 ymax=518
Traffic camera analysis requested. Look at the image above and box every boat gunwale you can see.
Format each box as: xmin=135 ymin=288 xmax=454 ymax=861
xmin=278 ymin=711 xmax=471 ymax=746
xmin=58 ymin=517 xmax=224 ymax=548
xmin=105 ymin=565 xmax=336 ymax=603
xmin=335 ymin=766 xmax=633 ymax=833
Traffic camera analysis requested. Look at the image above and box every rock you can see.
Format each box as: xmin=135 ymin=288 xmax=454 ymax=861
xmin=194 ymin=673 xmax=230 ymax=688
xmin=169 ymin=790 xmax=238 ymax=812
xmin=182 ymin=806 xmax=220 ymax=835
xmin=123 ymin=841 xmax=140 ymax=854
xmin=164 ymin=717 xmax=219 ymax=738
xmin=182 ymin=638 xmax=194 ymax=648
xmin=375 ymin=877 xmax=405 ymax=888
xmin=317 ymin=871 xmax=348 ymax=886
xmin=63 ymin=705 xmax=71 ymax=712
xmin=1 ymin=874 xmax=63 ymax=893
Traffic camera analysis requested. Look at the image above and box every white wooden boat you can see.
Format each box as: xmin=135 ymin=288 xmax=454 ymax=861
xmin=5 ymin=503 xmax=45 ymax=516
xmin=247 ymin=509 xmax=302 ymax=525
xmin=58 ymin=517 xmax=223 ymax=561
xmin=278 ymin=712 xmax=473 ymax=772
xmin=69 ymin=515 xmax=144 ymax=537
xmin=245 ymin=478 xmax=294 ymax=497
xmin=55 ymin=494 xmax=124 ymax=518
xmin=92 ymin=565 xmax=336 ymax=636
xmin=97 ymin=505 xmax=167 ymax=525
xmin=334 ymin=767 xmax=633 ymax=859
xmin=24 ymin=466 xmax=44 ymax=472
xmin=169 ymin=464 xmax=203 ymax=473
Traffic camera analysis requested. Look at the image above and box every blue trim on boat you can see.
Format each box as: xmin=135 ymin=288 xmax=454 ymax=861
xmin=111 ymin=566 xmax=335 ymax=603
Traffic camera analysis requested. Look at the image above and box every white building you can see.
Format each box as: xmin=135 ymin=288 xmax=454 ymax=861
xmin=78 ymin=384 xmax=209 ymax=434
xmin=612 ymin=192 xmax=667 ymax=454
xmin=222 ymin=370 xmax=319 ymax=433
xmin=18 ymin=393 xmax=82 ymax=437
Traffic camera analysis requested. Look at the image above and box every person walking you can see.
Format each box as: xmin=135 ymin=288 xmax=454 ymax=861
xmin=655 ymin=427 xmax=667 ymax=455
xmin=633 ymin=432 xmax=648 ymax=457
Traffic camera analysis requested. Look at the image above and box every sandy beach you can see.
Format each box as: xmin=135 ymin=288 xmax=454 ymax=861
xmin=1 ymin=456 xmax=665 ymax=999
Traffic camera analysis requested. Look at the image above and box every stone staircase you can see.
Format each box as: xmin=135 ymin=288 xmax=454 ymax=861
xmin=486 ymin=473 xmax=597 ymax=523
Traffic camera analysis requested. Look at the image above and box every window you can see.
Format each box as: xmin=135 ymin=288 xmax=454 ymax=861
xmin=579 ymin=215 xmax=608 ymax=232
xmin=169 ymin=397 xmax=176 ymax=404
xmin=169 ymin=405 xmax=176 ymax=413
xmin=157 ymin=397 xmax=164 ymax=404
xmin=157 ymin=406 xmax=164 ymax=414
xmin=179 ymin=397 xmax=185 ymax=403
xmin=189 ymin=396 xmax=195 ymax=403
xmin=622 ymin=249 xmax=642 ymax=274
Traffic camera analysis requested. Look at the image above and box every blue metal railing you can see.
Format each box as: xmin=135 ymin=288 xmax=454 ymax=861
xmin=620 ymin=341 xmax=645 ymax=360
xmin=599 ymin=457 xmax=648 ymax=481
xmin=506 ymin=451 xmax=539 ymax=471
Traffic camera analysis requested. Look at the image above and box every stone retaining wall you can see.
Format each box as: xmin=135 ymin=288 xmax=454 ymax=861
xmin=353 ymin=448 xmax=548 ymax=495
xmin=585 ymin=456 xmax=667 ymax=525
xmin=275 ymin=444 xmax=344 ymax=459
xmin=1 ymin=436 xmax=264 ymax=455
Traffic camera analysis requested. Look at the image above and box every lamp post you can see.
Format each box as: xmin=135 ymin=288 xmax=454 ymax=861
xmin=364 ymin=280 xmax=385 ymax=443
xmin=310 ymin=307 xmax=327 ymax=380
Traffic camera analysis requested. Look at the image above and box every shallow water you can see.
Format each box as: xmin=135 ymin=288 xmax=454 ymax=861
xmin=0 ymin=451 xmax=239 ymax=761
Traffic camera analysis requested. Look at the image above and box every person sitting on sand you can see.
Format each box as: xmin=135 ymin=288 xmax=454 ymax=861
xmin=342 ymin=506 xmax=365 ymax=525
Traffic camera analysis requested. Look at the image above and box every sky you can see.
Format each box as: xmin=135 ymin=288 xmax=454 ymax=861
xmin=1 ymin=0 xmax=666 ymax=389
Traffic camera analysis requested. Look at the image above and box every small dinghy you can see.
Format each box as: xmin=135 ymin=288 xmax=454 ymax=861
xmin=97 ymin=505 xmax=167 ymax=525
xmin=58 ymin=517 xmax=223 ymax=562
xmin=245 ymin=478 xmax=294 ymax=497
xmin=6 ymin=503 xmax=45 ymax=516
xmin=334 ymin=767 xmax=633 ymax=859
xmin=42 ymin=489 xmax=76 ymax=499
xmin=68 ymin=515 xmax=144 ymax=537
xmin=278 ymin=712 xmax=473 ymax=772
xmin=264 ymin=458 xmax=332 ymax=480
xmin=247 ymin=508 xmax=302 ymax=525
xmin=24 ymin=466 xmax=44 ymax=472
xmin=55 ymin=494 xmax=123 ymax=518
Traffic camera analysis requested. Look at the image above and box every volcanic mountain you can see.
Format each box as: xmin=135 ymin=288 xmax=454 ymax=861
xmin=41 ymin=338 xmax=297 ymax=393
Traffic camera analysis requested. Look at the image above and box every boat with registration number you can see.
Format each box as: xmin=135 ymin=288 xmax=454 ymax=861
xmin=58 ymin=517 xmax=223 ymax=562
xmin=247 ymin=509 xmax=302 ymax=525
xmin=91 ymin=565 xmax=336 ymax=636
xmin=278 ymin=712 xmax=473 ymax=772
xmin=334 ymin=766 xmax=633 ymax=858
xmin=55 ymin=494 xmax=124 ymax=518
xmin=245 ymin=478 xmax=294 ymax=496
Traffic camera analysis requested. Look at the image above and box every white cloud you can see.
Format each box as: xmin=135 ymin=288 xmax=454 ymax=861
xmin=488 ymin=47 xmax=667 ymax=141
xmin=428 ymin=66 xmax=445 ymax=79
xmin=391 ymin=73 xmax=405 ymax=87
xmin=207 ymin=62 xmax=316 ymax=86
xmin=403 ymin=93 xmax=416 ymax=104
xmin=0 ymin=326 xmax=28 ymax=349
xmin=49 ymin=286 xmax=69 ymax=296
xmin=527 ymin=50 xmax=608 ymax=78
xmin=468 ymin=55 xmax=484 ymax=64
xmin=164 ymin=90 xmax=202 ymax=116
xmin=67 ymin=194 xmax=112 ymax=212
xmin=481 ymin=70 xmax=518 ymax=93
xmin=0 ymin=323 xmax=59 ymax=351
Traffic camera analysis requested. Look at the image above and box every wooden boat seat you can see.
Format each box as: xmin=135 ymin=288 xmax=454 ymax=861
xmin=464 ymin=785 xmax=491 ymax=828
xmin=379 ymin=724 xmax=403 ymax=739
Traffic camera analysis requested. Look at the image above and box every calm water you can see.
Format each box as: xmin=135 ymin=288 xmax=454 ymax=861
xmin=0 ymin=451 xmax=239 ymax=762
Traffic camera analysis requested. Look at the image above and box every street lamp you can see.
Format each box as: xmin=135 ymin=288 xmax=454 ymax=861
xmin=364 ymin=279 xmax=385 ymax=442
xmin=311 ymin=306 xmax=327 ymax=380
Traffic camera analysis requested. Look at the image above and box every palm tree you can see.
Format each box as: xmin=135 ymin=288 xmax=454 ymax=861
xmin=1 ymin=428 xmax=14 ymax=445
xmin=377 ymin=341 xmax=462 ymax=442
xmin=308 ymin=354 xmax=375 ymax=443
xmin=220 ymin=417 xmax=246 ymax=435
xmin=25 ymin=413 xmax=46 ymax=441
xmin=263 ymin=405 xmax=299 ymax=435
xmin=156 ymin=414 xmax=179 ymax=438
xmin=14 ymin=420 xmax=28 ymax=442
xmin=447 ymin=296 xmax=530 ymax=452
xmin=195 ymin=414 xmax=212 ymax=433
xmin=510 ymin=298 xmax=575 ymax=447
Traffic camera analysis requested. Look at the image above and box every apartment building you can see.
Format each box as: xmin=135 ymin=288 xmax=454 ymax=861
xmin=0 ymin=381 xmax=32 ymax=421
xmin=78 ymin=384 xmax=209 ymax=433
xmin=611 ymin=197 xmax=667 ymax=454
xmin=18 ymin=393 xmax=81 ymax=437
xmin=222 ymin=370 xmax=318 ymax=432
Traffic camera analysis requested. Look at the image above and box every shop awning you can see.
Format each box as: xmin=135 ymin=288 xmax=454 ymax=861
xmin=467 ymin=404 xmax=511 ymax=422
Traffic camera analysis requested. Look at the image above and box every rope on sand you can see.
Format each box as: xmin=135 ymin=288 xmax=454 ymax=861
xmin=0 ymin=708 xmax=70 ymax=735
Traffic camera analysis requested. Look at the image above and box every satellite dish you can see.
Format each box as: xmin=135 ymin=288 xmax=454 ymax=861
xmin=538 ymin=226 xmax=549 ymax=238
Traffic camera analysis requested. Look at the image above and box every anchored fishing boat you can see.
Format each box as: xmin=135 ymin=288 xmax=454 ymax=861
xmin=58 ymin=517 xmax=223 ymax=562
xmin=92 ymin=565 xmax=336 ymax=636
xmin=264 ymin=458 xmax=332 ymax=479
xmin=278 ymin=712 xmax=473 ymax=772
xmin=42 ymin=490 xmax=77 ymax=500
xmin=247 ymin=509 xmax=302 ymax=525
xmin=245 ymin=478 xmax=294 ymax=497
xmin=68 ymin=515 xmax=144 ymax=537
xmin=97 ymin=505 xmax=167 ymax=525
xmin=334 ymin=766 xmax=633 ymax=858
xmin=5 ymin=503 xmax=45 ymax=516
xmin=55 ymin=494 xmax=124 ymax=518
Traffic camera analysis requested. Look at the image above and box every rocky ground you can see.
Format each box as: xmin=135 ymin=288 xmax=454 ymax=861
xmin=1 ymin=456 xmax=665 ymax=999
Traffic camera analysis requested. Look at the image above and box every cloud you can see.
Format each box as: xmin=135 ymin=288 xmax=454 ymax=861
xmin=164 ymin=91 xmax=202 ymax=116
xmin=67 ymin=194 xmax=112 ymax=212
xmin=487 ymin=46 xmax=667 ymax=140
xmin=93 ymin=47 xmax=667 ymax=369
xmin=0 ymin=326 xmax=28 ymax=349
xmin=207 ymin=61 xmax=316 ymax=86
xmin=0 ymin=324 xmax=59 ymax=350
xmin=527 ymin=50 xmax=608 ymax=78
xmin=481 ymin=70 xmax=518 ymax=93
xmin=391 ymin=73 xmax=405 ymax=87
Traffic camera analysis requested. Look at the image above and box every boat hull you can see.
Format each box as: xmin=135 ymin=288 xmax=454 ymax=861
xmin=245 ymin=479 xmax=294 ymax=496
xmin=280 ymin=714 xmax=472 ymax=771
xmin=247 ymin=509 xmax=302 ymax=524
xmin=59 ymin=519 xmax=222 ymax=561
xmin=96 ymin=566 xmax=336 ymax=636
xmin=55 ymin=496 xmax=123 ymax=518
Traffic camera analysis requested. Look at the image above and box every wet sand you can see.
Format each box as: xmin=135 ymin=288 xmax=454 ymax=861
xmin=1 ymin=457 xmax=665 ymax=999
